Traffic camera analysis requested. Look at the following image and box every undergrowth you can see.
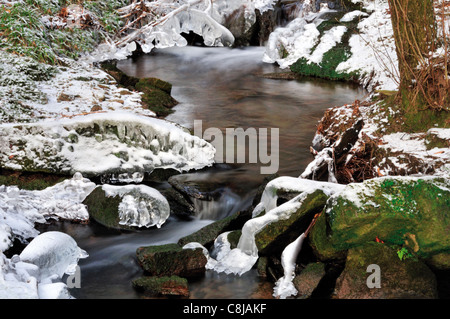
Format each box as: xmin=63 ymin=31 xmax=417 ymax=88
xmin=0 ymin=0 xmax=127 ymax=65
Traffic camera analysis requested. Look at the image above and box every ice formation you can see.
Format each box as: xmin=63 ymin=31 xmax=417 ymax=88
xmin=0 ymin=173 xmax=95 ymax=252
xmin=273 ymin=233 xmax=306 ymax=299
xmin=0 ymin=111 xmax=216 ymax=180
xmin=88 ymin=0 xmax=276 ymax=62
xmin=0 ymin=231 xmax=87 ymax=299
xmin=19 ymin=231 xmax=88 ymax=280
xmin=102 ymin=184 xmax=171 ymax=228
xmin=262 ymin=2 xmax=329 ymax=68
xmin=211 ymin=177 xmax=344 ymax=276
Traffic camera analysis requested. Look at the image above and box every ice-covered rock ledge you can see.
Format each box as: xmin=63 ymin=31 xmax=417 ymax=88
xmin=0 ymin=111 xmax=216 ymax=180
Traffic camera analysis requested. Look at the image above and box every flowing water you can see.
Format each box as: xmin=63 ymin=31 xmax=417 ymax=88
xmin=61 ymin=46 xmax=365 ymax=299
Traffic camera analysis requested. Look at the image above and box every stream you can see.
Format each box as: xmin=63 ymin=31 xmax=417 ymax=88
xmin=48 ymin=46 xmax=366 ymax=299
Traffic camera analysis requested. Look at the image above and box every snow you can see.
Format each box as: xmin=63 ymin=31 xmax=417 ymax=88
xmin=308 ymin=26 xmax=347 ymax=64
xmin=336 ymin=0 xmax=399 ymax=91
xmin=0 ymin=50 xmax=151 ymax=123
xmin=102 ymin=184 xmax=171 ymax=228
xmin=19 ymin=231 xmax=88 ymax=280
xmin=211 ymin=177 xmax=344 ymax=276
xmin=262 ymin=12 xmax=325 ymax=68
xmin=0 ymin=111 xmax=216 ymax=179
xmin=340 ymin=10 xmax=369 ymax=22
xmin=258 ymin=176 xmax=345 ymax=215
xmin=0 ymin=231 xmax=87 ymax=299
xmin=273 ymin=233 xmax=305 ymax=299
xmin=0 ymin=173 xmax=95 ymax=252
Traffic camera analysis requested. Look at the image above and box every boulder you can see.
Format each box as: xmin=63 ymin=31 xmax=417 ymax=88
xmin=293 ymin=262 xmax=326 ymax=299
xmin=136 ymin=243 xmax=207 ymax=278
xmin=0 ymin=112 xmax=215 ymax=179
xmin=326 ymin=177 xmax=450 ymax=259
xmin=83 ymin=184 xmax=170 ymax=230
xmin=132 ymin=275 xmax=189 ymax=297
xmin=255 ymin=189 xmax=329 ymax=256
xmin=334 ymin=243 xmax=438 ymax=299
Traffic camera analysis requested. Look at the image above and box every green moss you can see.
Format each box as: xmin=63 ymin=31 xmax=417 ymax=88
xmin=309 ymin=210 xmax=347 ymax=261
xmin=0 ymin=171 xmax=67 ymax=190
xmin=255 ymin=190 xmax=329 ymax=255
xmin=132 ymin=275 xmax=189 ymax=297
xmin=227 ymin=230 xmax=242 ymax=249
xmin=290 ymin=11 xmax=361 ymax=82
xmin=82 ymin=186 xmax=133 ymax=230
xmin=136 ymin=243 xmax=207 ymax=277
xmin=135 ymin=79 xmax=178 ymax=117
xmin=327 ymin=178 xmax=450 ymax=258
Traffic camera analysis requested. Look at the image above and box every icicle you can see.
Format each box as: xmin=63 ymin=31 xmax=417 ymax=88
xmin=273 ymin=233 xmax=306 ymax=299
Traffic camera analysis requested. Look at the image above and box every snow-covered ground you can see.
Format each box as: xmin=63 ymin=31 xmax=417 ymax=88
xmin=263 ymin=0 xmax=399 ymax=91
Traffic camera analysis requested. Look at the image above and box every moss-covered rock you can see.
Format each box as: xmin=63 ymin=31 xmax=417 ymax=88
xmin=100 ymin=61 xmax=178 ymax=117
xmin=334 ymin=242 xmax=438 ymax=299
xmin=290 ymin=10 xmax=361 ymax=82
xmin=136 ymin=243 xmax=207 ymax=278
xmin=82 ymin=184 xmax=170 ymax=230
xmin=255 ymin=190 xmax=329 ymax=256
xmin=82 ymin=186 xmax=128 ymax=230
xmin=309 ymin=210 xmax=347 ymax=262
xmin=293 ymin=262 xmax=326 ymax=299
xmin=135 ymin=78 xmax=178 ymax=117
xmin=326 ymin=177 xmax=450 ymax=259
xmin=132 ymin=275 xmax=189 ymax=297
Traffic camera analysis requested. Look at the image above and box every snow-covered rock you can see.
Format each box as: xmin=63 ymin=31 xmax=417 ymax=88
xmin=0 ymin=111 xmax=216 ymax=179
xmin=19 ymin=231 xmax=88 ymax=281
xmin=210 ymin=177 xmax=343 ymax=276
xmin=1 ymin=231 xmax=87 ymax=299
xmin=84 ymin=184 xmax=171 ymax=229
xmin=0 ymin=173 xmax=95 ymax=252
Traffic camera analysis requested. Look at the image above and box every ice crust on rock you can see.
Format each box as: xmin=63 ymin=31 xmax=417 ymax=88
xmin=19 ymin=231 xmax=88 ymax=281
xmin=210 ymin=177 xmax=344 ymax=276
xmin=88 ymin=0 xmax=276 ymax=62
xmin=102 ymin=184 xmax=171 ymax=228
xmin=0 ymin=173 xmax=95 ymax=251
xmin=0 ymin=111 xmax=216 ymax=179
xmin=1 ymin=231 xmax=87 ymax=299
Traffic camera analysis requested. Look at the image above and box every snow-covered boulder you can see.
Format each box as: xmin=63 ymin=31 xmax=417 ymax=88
xmin=83 ymin=184 xmax=171 ymax=230
xmin=0 ymin=111 xmax=216 ymax=181
xmin=0 ymin=173 xmax=95 ymax=252
xmin=310 ymin=176 xmax=450 ymax=265
xmin=19 ymin=231 xmax=88 ymax=281
xmin=1 ymin=231 xmax=87 ymax=299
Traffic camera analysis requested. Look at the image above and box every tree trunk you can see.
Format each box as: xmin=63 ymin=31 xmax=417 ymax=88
xmin=388 ymin=0 xmax=447 ymax=130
